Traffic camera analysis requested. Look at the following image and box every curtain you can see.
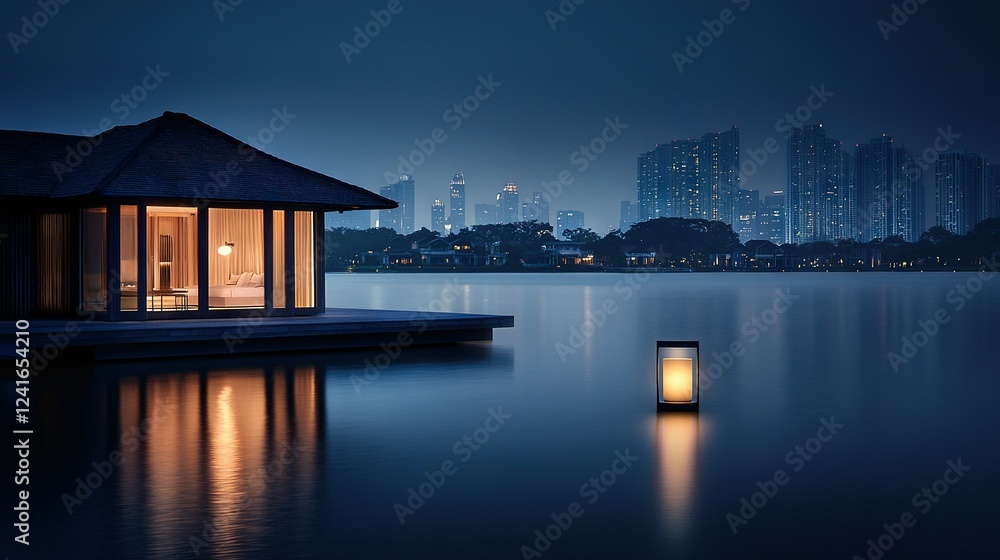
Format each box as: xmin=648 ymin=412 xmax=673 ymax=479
xmin=209 ymin=209 xmax=264 ymax=286
xmin=294 ymin=211 xmax=314 ymax=308
xmin=37 ymin=213 xmax=70 ymax=313
xmin=273 ymin=211 xmax=286 ymax=307
xmin=148 ymin=213 xmax=198 ymax=290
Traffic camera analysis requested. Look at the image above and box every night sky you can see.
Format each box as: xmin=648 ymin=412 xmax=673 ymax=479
xmin=3 ymin=0 xmax=998 ymax=232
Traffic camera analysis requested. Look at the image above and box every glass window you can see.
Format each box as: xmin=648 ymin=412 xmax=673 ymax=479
xmin=294 ymin=211 xmax=315 ymax=308
xmin=273 ymin=210 xmax=286 ymax=309
xmin=82 ymin=208 xmax=106 ymax=312
xmin=120 ymin=206 xmax=138 ymax=311
xmin=209 ymin=208 xmax=264 ymax=309
xmin=147 ymin=206 xmax=199 ymax=312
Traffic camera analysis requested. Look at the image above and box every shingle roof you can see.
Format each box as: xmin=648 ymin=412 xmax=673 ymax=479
xmin=0 ymin=111 xmax=397 ymax=211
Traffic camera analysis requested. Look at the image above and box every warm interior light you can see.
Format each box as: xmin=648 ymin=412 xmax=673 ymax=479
xmin=217 ymin=244 xmax=233 ymax=256
xmin=662 ymin=358 xmax=693 ymax=402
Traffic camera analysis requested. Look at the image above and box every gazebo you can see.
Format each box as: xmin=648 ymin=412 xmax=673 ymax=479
xmin=0 ymin=111 xmax=397 ymax=321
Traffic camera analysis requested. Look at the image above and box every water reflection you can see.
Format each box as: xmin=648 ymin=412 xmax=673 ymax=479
xmin=104 ymin=362 xmax=322 ymax=558
xmin=654 ymin=411 xmax=701 ymax=548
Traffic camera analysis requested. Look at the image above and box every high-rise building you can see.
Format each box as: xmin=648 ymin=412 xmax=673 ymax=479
xmin=431 ymin=199 xmax=445 ymax=234
xmin=522 ymin=191 xmax=550 ymax=225
xmin=737 ymin=189 xmax=759 ymax=242
xmin=636 ymin=126 xmax=740 ymax=226
xmin=497 ymin=182 xmax=519 ymax=224
xmin=855 ymin=135 xmax=924 ymax=242
xmin=786 ymin=125 xmax=847 ymax=243
xmin=703 ymin=126 xmax=740 ymax=226
xmin=556 ymin=210 xmax=585 ymax=239
xmin=449 ymin=173 xmax=466 ymax=230
xmin=475 ymin=202 xmax=498 ymax=225
xmin=670 ymin=139 xmax=705 ymax=220
xmin=840 ymin=150 xmax=858 ymax=240
xmin=619 ymin=201 xmax=635 ymax=232
xmin=326 ymin=210 xmax=371 ymax=230
xmin=758 ymin=190 xmax=785 ymax=245
xmin=378 ymin=175 xmax=415 ymax=234
xmin=936 ymin=152 xmax=987 ymax=234
xmin=987 ymin=163 xmax=1000 ymax=223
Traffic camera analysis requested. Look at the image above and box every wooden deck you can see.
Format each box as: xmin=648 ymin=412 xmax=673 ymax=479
xmin=4 ymin=308 xmax=514 ymax=361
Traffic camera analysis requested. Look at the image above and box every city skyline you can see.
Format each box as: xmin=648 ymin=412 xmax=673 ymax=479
xmin=4 ymin=1 xmax=998 ymax=237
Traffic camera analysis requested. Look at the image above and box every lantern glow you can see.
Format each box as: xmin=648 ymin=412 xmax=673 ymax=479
xmin=656 ymin=341 xmax=699 ymax=411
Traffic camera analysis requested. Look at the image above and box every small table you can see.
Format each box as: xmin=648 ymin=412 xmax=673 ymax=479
xmin=150 ymin=289 xmax=189 ymax=311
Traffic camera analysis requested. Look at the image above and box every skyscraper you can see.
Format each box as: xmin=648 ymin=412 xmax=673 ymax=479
xmin=636 ymin=146 xmax=667 ymax=222
xmin=987 ymin=163 xmax=1000 ymax=223
xmin=556 ymin=210 xmax=585 ymax=239
xmin=522 ymin=191 xmax=550 ymax=225
xmin=619 ymin=200 xmax=635 ymax=232
xmin=449 ymin=173 xmax=466 ymax=230
xmin=855 ymin=135 xmax=924 ymax=242
xmin=936 ymin=152 xmax=986 ymax=234
xmin=736 ymin=189 xmax=759 ymax=242
xmin=786 ymin=125 xmax=846 ymax=243
xmin=636 ymin=126 xmax=739 ymax=225
xmin=759 ymin=190 xmax=785 ymax=245
xmin=840 ymin=149 xmax=857 ymax=240
xmin=703 ymin=126 xmax=740 ymax=226
xmin=670 ymin=138 xmax=705 ymax=220
xmin=498 ymin=182 xmax=519 ymax=224
xmin=378 ymin=175 xmax=415 ymax=234
xmin=431 ymin=199 xmax=445 ymax=234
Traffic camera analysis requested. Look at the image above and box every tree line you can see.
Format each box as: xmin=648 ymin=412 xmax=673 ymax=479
xmin=324 ymin=217 xmax=1000 ymax=271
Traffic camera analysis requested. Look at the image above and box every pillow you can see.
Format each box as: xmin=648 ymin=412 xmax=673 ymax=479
xmin=236 ymin=271 xmax=253 ymax=287
xmin=226 ymin=273 xmax=240 ymax=285
xmin=248 ymin=273 xmax=264 ymax=288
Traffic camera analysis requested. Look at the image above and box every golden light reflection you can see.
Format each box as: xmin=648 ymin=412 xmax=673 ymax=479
xmin=113 ymin=365 xmax=320 ymax=554
xmin=661 ymin=358 xmax=694 ymax=402
xmin=655 ymin=412 xmax=700 ymax=540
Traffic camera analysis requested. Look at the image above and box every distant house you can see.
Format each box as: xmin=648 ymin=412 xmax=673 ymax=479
xmin=539 ymin=240 xmax=594 ymax=266
xmin=452 ymin=232 xmax=506 ymax=267
xmin=743 ymin=240 xmax=783 ymax=269
xmin=622 ymin=245 xmax=657 ymax=267
xmin=416 ymin=237 xmax=454 ymax=265
xmin=0 ymin=112 xmax=396 ymax=321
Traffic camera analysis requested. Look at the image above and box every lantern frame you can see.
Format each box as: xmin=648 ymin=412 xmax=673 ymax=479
xmin=656 ymin=340 xmax=699 ymax=411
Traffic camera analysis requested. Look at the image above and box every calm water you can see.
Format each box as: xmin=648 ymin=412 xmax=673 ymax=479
xmin=12 ymin=272 xmax=1000 ymax=559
